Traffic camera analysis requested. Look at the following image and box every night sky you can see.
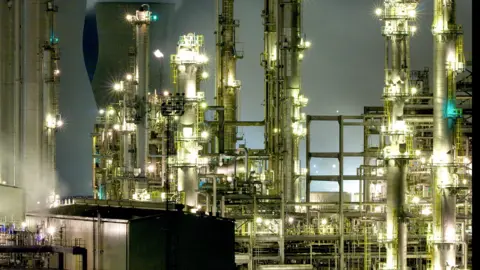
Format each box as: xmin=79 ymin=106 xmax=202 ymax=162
xmin=55 ymin=0 xmax=472 ymax=196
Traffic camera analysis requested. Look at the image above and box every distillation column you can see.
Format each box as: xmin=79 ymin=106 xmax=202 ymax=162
xmin=127 ymin=5 xmax=152 ymax=193
xmin=172 ymin=33 xmax=208 ymax=207
xmin=216 ymin=0 xmax=241 ymax=152
xmin=278 ymin=0 xmax=307 ymax=204
xmin=431 ymin=0 xmax=464 ymax=268
xmin=376 ymin=1 xmax=418 ymax=269
xmin=42 ymin=1 xmax=61 ymax=173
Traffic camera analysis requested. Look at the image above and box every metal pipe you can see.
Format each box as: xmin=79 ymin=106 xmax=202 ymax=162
xmin=338 ymin=116 xmax=344 ymax=270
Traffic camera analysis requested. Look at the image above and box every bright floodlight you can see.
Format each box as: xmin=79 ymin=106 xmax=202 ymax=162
xmin=305 ymin=41 xmax=311 ymax=48
xmin=412 ymin=196 xmax=420 ymax=204
xmin=56 ymin=120 xmax=63 ymax=127
xmin=408 ymin=9 xmax=416 ymax=18
xmin=99 ymin=109 xmax=105 ymax=115
xmin=47 ymin=226 xmax=56 ymax=235
xmin=54 ymin=69 xmax=60 ymax=76
xmin=256 ymin=217 xmax=263 ymax=224
xmin=163 ymin=90 xmax=169 ymax=97
xmin=126 ymin=74 xmax=133 ymax=81
xmin=147 ymin=164 xmax=155 ymax=173
xmin=126 ymin=14 xmax=133 ymax=21
xmin=21 ymin=222 xmax=27 ymax=228
xmin=201 ymin=71 xmax=209 ymax=79
xmin=288 ymin=217 xmax=294 ymax=224
xmin=321 ymin=219 xmax=327 ymax=225
xmin=375 ymin=8 xmax=382 ymax=16
xmin=113 ymin=83 xmax=122 ymax=91
xmin=200 ymin=102 xmax=208 ymax=109
xmin=154 ymin=49 xmax=164 ymax=58
xmin=415 ymin=150 xmax=421 ymax=156
xmin=201 ymin=131 xmax=209 ymax=139
xmin=411 ymin=26 xmax=417 ymax=33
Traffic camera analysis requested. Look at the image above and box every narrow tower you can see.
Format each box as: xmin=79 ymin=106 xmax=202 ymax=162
xmin=216 ymin=0 xmax=241 ymax=152
xmin=375 ymin=1 xmax=418 ymax=269
xmin=127 ymin=4 xmax=152 ymax=194
xmin=431 ymin=0 xmax=465 ymax=268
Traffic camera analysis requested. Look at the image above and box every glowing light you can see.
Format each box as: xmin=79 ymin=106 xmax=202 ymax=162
xmin=227 ymin=176 xmax=233 ymax=182
xmin=163 ymin=90 xmax=170 ymax=97
xmin=21 ymin=222 xmax=26 ymax=228
xmin=408 ymin=9 xmax=416 ymax=18
xmin=126 ymin=14 xmax=133 ymax=21
xmin=178 ymin=65 xmax=186 ymax=72
xmin=47 ymin=226 xmax=56 ymax=235
xmin=190 ymin=208 xmax=197 ymax=213
xmin=147 ymin=164 xmax=155 ymax=173
xmin=412 ymin=196 xmax=420 ymax=204
xmin=154 ymin=49 xmax=164 ymax=58
xmin=54 ymin=69 xmax=60 ymax=76
xmin=421 ymin=207 xmax=432 ymax=216
xmin=113 ymin=83 xmax=122 ymax=91
xmin=375 ymin=8 xmax=382 ymax=16
xmin=411 ymin=87 xmax=417 ymax=94
xmin=305 ymin=41 xmax=311 ymax=48
xmin=56 ymin=120 xmax=63 ymax=127
xmin=99 ymin=109 xmax=105 ymax=115
xmin=107 ymin=131 xmax=112 ymax=137
xmin=200 ymin=102 xmax=207 ymax=109
xmin=264 ymin=219 xmax=271 ymax=226
xmin=197 ymin=55 xmax=209 ymax=63
xmin=411 ymin=26 xmax=417 ymax=33
xmin=420 ymin=157 xmax=426 ymax=164
xmin=201 ymin=71 xmax=209 ymax=79
xmin=321 ymin=219 xmax=327 ymax=225
xmin=332 ymin=164 xmax=336 ymax=169
xmin=201 ymin=131 xmax=209 ymax=139
xmin=299 ymin=53 xmax=304 ymax=60
xmin=126 ymin=74 xmax=133 ymax=81
xmin=463 ymin=157 xmax=470 ymax=164
xmin=288 ymin=217 xmax=294 ymax=224
xmin=256 ymin=217 xmax=263 ymax=224
xmin=415 ymin=150 xmax=421 ymax=156
xmin=108 ymin=109 xmax=115 ymax=115
xmin=113 ymin=124 xmax=120 ymax=130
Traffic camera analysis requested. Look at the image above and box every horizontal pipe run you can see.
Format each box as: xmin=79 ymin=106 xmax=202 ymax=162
xmin=205 ymin=120 xmax=265 ymax=126
xmin=309 ymin=175 xmax=383 ymax=181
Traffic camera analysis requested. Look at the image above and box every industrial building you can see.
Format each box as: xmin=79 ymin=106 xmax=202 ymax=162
xmin=0 ymin=0 xmax=472 ymax=269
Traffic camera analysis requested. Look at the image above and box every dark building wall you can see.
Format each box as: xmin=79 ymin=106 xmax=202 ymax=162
xmin=129 ymin=212 xmax=235 ymax=270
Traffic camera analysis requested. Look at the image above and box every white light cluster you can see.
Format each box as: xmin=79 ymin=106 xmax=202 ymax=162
xmin=46 ymin=114 xmax=63 ymax=129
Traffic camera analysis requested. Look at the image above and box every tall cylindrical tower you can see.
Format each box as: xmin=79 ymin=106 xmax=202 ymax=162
xmin=127 ymin=4 xmax=152 ymax=193
xmin=376 ymin=1 xmax=418 ymax=269
xmin=171 ymin=33 xmax=208 ymax=207
xmin=431 ymin=0 xmax=464 ymax=268
xmin=216 ymin=0 xmax=241 ymax=152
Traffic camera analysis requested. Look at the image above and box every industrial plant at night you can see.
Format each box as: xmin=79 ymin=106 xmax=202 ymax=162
xmin=0 ymin=0 xmax=472 ymax=269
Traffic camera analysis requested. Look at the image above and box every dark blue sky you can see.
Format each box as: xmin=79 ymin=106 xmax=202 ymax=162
xmin=55 ymin=0 xmax=472 ymax=196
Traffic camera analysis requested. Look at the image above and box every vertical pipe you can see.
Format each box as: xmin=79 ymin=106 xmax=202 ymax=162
xmin=213 ymin=176 xmax=217 ymax=216
xmin=13 ymin=0 xmax=21 ymax=187
xmin=339 ymin=116 xmax=344 ymax=270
